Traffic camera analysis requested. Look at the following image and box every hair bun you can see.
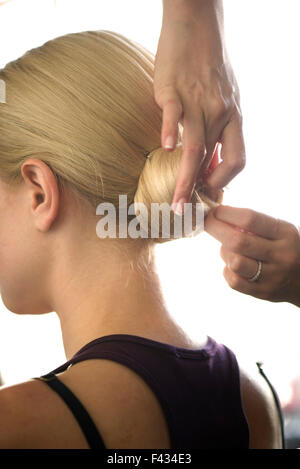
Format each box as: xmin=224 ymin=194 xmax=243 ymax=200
xmin=134 ymin=145 xmax=223 ymax=244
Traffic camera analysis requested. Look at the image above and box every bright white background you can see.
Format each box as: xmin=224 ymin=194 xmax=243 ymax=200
xmin=0 ymin=0 xmax=300 ymax=407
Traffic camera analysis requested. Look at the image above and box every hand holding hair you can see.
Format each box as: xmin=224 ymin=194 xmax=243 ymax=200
xmin=205 ymin=205 xmax=300 ymax=307
xmin=155 ymin=0 xmax=246 ymax=215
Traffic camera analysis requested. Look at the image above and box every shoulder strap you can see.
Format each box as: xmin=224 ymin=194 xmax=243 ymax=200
xmin=33 ymin=373 xmax=106 ymax=449
xmin=256 ymin=361 xmax=285 ymax=449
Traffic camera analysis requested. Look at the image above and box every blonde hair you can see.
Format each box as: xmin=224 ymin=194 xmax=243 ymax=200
xmin=0 ymin=30 xmax=221 ymax=245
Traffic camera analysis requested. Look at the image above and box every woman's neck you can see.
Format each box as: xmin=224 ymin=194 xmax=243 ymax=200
xmin=52 ymin=242 xmax=177 ymax=359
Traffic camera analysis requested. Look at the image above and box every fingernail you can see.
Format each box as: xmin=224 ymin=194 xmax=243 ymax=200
xmin=171 ymin=198 xmax=186 ymax=216
xmin=164 ymin=136 xmax=174 ymax=149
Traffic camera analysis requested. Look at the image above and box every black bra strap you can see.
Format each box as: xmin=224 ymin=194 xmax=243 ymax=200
xmin=33 ymin=373 xmax=106 ymax=449
xmin=256 ymin=362 xmax=286 ymax=449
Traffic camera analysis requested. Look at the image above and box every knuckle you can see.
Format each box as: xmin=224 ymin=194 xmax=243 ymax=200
xmin=271 ymin=239 xmax=297 ymax=267
xmin=184 ymin=80 xmax=205 ymax=101
xmin=154 ymin=86 xmax=178 ymax=107
xmin=220 ymin=244 xmax=227 ymax=259
xmin=209 ymin=94 xmax=229 ymax=120
xmin=275 ymin=218 xmax=293 ymax=241
xmin=235 ymin=108 xmax=243 ymax=125
xmin=287 ymin=223 xmax=300 ymax=243
xmin=230 ymin=255 xmax=243 ymax=273
xmin=228 ymin=274 xmax=241 ymax=291
xmin=237 ymin=155 xmax=246 ymax=172
xmin=224 ymin=266 xmax=241 ymax=290
xmin=227 ymin=155 xmax=246 ymax=175
xmin=214 ymin=205 xmax=224 ymax=220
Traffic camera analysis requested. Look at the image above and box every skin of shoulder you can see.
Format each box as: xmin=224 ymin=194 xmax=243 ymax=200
xmin=0 ymin=359 xmax=172 ymax=449
xmin=239 ymin=360 xmax=283 ymax=449
xmin=0 ymin=378 xmax=89 ymax=449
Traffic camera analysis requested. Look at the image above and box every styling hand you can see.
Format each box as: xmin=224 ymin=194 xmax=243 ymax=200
xmin=155 ymin=0 xmax=246 ymax=214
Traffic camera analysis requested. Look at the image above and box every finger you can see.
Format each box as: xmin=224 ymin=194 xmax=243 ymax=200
xmin=205 ymin=209 xmax=273 ymax=261
xmin=223 ymin=266 xmax=270 ymax=301
xmin=205 ymin=112 xmax=246 ymax=190
xmin=220 ymin=246 xmax=268 ymax=280
xmin=214 ymin=205 xmax=282 ymax=240
xmin=171 ymin=106 xmax=206 ymax=210
xmin=160 ymin=93 xmax=183 ymax=151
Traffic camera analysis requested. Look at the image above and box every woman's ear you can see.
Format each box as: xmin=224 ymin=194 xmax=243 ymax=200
xmin=20 ymin=158 xmax=60 ymax=232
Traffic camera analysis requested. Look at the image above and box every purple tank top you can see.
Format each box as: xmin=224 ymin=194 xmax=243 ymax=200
xmin=44 ymin=334 xmax=249 ymax=449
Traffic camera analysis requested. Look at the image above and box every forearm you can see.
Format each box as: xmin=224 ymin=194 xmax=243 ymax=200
xmin=162 ymin=0 xmax=224 ymax=29
xmin=161 ymin=0 xmax=226 ymax=63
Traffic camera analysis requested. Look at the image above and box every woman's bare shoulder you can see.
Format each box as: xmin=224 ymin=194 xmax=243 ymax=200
xmin=0 ymin=378 xmax=89 ymax=449
xmin=238 ymin=360 xmax=283 ymax=449
xmin=0 ymin=358 xmax=172 ymax=449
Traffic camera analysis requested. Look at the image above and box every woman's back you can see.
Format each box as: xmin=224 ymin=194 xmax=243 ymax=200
xmin=0 ymin=331 xmax=282 ymax=449
xmin=42 ymin=333 xmax=250 ymax=449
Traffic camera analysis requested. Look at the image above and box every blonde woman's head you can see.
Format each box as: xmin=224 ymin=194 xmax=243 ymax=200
xmin=0 ymin=30 xmax=221 ymax=314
